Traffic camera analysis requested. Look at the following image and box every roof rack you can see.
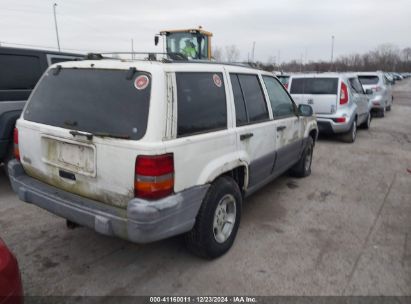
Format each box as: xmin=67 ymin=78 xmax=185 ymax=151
xmin=83 ymin=52 xmax=262 ymax=70
xmin=84 ymin=52 xmax=188 ymax=62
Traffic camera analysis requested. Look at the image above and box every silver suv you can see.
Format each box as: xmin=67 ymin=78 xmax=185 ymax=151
xmin=357 ymin=72 xmax=393 ymax=117
xmin=288 ymin=73 xmax=371 ymax=143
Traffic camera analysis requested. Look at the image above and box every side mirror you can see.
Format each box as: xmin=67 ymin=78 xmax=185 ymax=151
xmin=365 ymin=89 xmax=373 ymax=95
xmin=298 ymin=104 xmax=313 ymax=117
xmin=154 ymin=35 xmax=159 ymax=46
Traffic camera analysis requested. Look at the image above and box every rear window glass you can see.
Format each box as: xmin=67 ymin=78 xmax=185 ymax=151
xmin=358 ymin=76 xmax=379 ymax=85
xmin=290 ymin=78 xmax=339 ymax=95
xmin=230 ymin=74 xmax=248 ymax=126
xmin=237 ymin=74 xmax=269 ymax=123
xmin=176 ymin=72 xmax=227 ymax=137
xmin=24 ymin=68 xmax=151 ymax=140
xmin=0 ymin=54 xmax=42 ymax=90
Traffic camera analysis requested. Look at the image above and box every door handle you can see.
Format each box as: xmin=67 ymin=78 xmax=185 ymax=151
xmin=240 ymin=133 xmax=254 ymax=141
xmin=277 ymin=126 xmax=286 ymax=131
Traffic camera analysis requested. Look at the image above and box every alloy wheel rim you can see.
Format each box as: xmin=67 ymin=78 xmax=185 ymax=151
xmin=213 ymin=194 xmax=236 ymax=244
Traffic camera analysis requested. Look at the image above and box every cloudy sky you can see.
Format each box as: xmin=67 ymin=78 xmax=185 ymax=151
xmin=1 ymin=0 xmax=410 ymax=63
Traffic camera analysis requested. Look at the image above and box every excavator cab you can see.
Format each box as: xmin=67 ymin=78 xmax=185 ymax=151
xmin=155 ymin=28 xmax=213 ymax=60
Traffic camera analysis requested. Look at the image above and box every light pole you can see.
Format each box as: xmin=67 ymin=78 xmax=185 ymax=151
xmin=331 ymin=35 xmax=335 ymax=63
xmin=53 ymin=3 xmax=61 ymax=51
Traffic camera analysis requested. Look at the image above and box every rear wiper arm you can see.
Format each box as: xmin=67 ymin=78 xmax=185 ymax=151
xmin=69 ymin=130 xmax=130 ymax=140
xmin=93 ymin=132 xmax=130 ymax=139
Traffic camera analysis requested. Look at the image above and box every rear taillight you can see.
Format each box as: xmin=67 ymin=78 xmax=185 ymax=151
xmin=333 ymin=117 xmax=346 ymax=123
xmin=13 ymin=128 xmax=20 ymax=161
xmin=340 ymin=82 xmax=349 ymax=105
xmin=134 ymin=154 xmax=174 ymax=200
xmin=284 ymin=83 xmax=289 ymax=90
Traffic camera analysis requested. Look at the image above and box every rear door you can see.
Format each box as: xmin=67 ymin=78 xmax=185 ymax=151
xmin=290 ymin=77 xmax=338 ymax=114
xmin=230 ymin=73 xmax=276 ymax=189
xmin=19 ymin=67 xmax=153 ymax=208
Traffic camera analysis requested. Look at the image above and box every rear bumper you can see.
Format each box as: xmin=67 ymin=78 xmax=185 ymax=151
xmin=8 ymin=160 xmax=209 ymax=243
xmin=369 ymin=95 xmax=385 ymax=109
xmin=316 ymin=116 xmax=353 ymax=134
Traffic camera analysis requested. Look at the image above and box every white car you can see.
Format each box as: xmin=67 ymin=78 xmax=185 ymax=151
xmin=9 ymin=58 xmax=318 ymax=258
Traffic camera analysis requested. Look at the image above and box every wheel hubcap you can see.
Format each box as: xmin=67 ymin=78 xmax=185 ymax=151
xmin=213 ymin=194 xmax=236 ymax=244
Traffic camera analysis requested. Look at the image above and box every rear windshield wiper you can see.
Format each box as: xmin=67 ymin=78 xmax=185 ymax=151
xmin=69 ymin=130 xmax=130 ymax=140
xmin=93 ymin=132 xmax=130 ymax=139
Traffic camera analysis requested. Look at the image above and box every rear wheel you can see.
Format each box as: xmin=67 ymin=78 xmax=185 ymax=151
xmin=185 ymin=176 xmax=242 ymax=259
xmin=290 ymin=137 xmax=314 ymax=178
xmin=341 ymin=119 xmax=357 ymax=143
xmin=362 ymin=112 xmax=371 ymax=129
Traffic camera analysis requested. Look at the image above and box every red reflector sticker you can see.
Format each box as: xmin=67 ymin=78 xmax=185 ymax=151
xmin=134 ymin=75 xmax=149 ymax=90
xmin=213 ymin=74 xmax=222 ymax=88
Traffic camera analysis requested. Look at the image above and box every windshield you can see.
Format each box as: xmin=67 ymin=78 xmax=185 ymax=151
xmin=165 ymin=32 xmax=208 ymax=59
xmin=290 ymin=78 xmax=339 ymax=95
xmin=24 ymin=68 xmax=151 ymax=140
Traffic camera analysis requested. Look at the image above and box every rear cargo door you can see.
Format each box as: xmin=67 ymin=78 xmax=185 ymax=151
xmin=19 ymin=67 xmax=153 ymax=208
xmin=290 ymin=77 xmax=338 ymax=115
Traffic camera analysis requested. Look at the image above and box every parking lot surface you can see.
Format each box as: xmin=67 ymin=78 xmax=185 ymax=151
xmin=0 ymin=80 xmax=410 ymax=296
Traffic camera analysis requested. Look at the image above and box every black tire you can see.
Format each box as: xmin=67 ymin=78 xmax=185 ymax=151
xmin=341 ymin=119 xmax=357 ymax=143
xmin=2 ymin=143 xmax=14 ymax=179
xmin=361 ymin=113 xmax=371 ymax=129
xmin=185 ymin=176 xmax=242 ymax=259
xmin=290 ymin=136 xmax=314 ymax=178
xmin=386 ymin=105 xmax=391 ymax=111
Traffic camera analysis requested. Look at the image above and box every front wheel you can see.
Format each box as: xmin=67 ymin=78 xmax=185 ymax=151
xmin=185 ymin=176 xmax=242 ymax=259
xmin=290 ymin=137 xmax=314 ymax=178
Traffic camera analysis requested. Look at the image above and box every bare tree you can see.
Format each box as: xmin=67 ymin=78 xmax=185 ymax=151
xmin=212 ymin=46 xmax=224 ymax=61
xmin=402 ymin=47 xmax=411 ymax=62
xmin=225 ymin=45 xmax=240 ymax=62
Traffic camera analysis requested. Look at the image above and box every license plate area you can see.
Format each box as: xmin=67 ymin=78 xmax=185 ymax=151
xmin=41 ymin=135 xmax=96 ymax=177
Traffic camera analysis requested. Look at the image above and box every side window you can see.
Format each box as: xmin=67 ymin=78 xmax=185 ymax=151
xmin=176 ymin=72 xmax=227 ymax=137
xmin=230 ymin=74 xmax=248 ymax=126
xmin=262 ymin=76 xmax=295 ymax=118
xmin=0 ymin=54 xmax=42 ymax=90
xmin=237 ymin=74 xmax=269 ymax=123
xmin=349 ymin=78 xmax=364 ymax=94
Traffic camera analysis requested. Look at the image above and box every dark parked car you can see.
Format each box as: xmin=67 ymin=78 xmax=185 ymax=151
xmin=0 ymin=238 xmax=23 ymax=304
xmin=0 ymin=47 xmax=83 ymax=177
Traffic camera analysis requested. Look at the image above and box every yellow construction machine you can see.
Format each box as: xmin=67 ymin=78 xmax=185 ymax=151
xmin=155 ymin=27 xmax=213 ymax=60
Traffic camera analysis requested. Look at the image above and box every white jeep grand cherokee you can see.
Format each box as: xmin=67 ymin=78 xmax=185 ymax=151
xmin=9 ymin=59 xmax=318 ymax=258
